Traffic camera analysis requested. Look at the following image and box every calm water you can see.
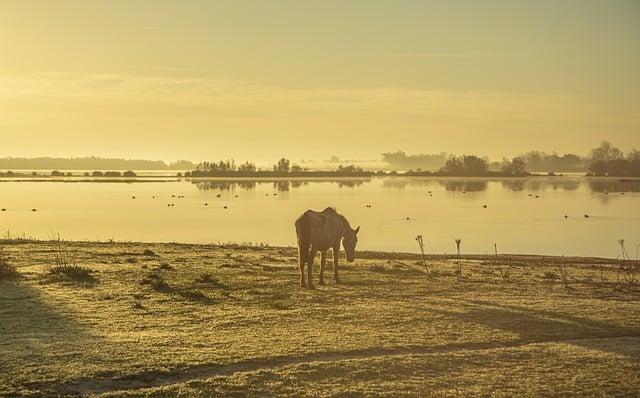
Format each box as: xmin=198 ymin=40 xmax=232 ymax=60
xmin=1 ymin=177 xmax=639 ymax=258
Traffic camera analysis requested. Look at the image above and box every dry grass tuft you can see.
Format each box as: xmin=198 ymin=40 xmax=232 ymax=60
xmin=0 ymin=248 xmax=20 ymax=281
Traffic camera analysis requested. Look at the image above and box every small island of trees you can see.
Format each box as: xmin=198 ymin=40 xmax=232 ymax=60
xmin=186 ymin=158 xmax=371 ymax=177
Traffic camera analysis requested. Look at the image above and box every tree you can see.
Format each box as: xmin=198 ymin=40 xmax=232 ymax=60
xmin=502 ymin=157 xmax=527 ymax=176
xmin=238 ymin=161 xmax=257 ymax=173
xmin=590 ymin=141 xmax=623 ymax=163
xmin=441 ymin=156 xmax=465 ymax=174
xmin=273 ymin=158 xmax=291 ymax=172
xmin=291 ymin=164 xmax=303 ymax=172
xmin=462 ymin=155 xmax=488 ymax=174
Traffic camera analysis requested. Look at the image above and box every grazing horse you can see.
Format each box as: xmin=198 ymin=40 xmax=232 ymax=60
xmin=295 ymin=207 xmax=359 ymax=288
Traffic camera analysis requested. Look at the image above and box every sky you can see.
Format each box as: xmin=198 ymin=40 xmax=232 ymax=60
xmin=1 ymin=0 xmax=639 ymax=163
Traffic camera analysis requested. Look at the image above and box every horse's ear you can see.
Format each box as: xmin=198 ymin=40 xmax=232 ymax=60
xmin=354 ymin=226 xmax=360 ymax=234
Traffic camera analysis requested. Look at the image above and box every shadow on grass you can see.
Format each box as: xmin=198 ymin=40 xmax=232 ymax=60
xmin=426 ymin=298 xmax=640 ymax=357
xmin=0 ymin=282 xmax=102 ymax=396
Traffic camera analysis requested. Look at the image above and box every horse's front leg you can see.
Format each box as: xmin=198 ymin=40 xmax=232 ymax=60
xmin=319 ymin=251 xmax=327 ymax=285
xmin=332 ymin=245 xmax=341 ymax=284
xmin=307 ymin=248 xmax=317 ymax=289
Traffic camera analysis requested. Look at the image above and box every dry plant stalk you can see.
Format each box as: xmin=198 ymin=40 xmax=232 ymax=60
xmin=415 ymin=235 xmax=428 ymax=272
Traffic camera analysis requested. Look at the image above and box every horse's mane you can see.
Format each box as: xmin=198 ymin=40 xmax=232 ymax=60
xmin=322 ymin=207 xmax=351 ymax=229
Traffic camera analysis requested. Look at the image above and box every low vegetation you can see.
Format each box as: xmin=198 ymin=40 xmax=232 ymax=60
xmin=0 ymin=247 xmax=20 ymax=281
xmin=0 ymin=241 xmax=638 ymax=397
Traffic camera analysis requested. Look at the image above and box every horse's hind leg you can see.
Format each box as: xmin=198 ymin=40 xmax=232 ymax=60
xmin=307 ymin=247 xmax=317 ymax=289
xmin=332 ymin=245 xmax=341 ymax=284
xmin=298 ymin=239 xmax=308 ymax=288
xmin=319 ymin=251 xmax=326 ymax=285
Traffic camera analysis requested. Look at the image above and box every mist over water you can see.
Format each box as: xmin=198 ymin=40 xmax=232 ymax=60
xmin=1 ymin=177 xmax=638 ymax=258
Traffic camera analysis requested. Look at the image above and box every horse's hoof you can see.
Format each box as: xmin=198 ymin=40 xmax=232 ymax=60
xmin=334 ymin=278 xmax=341 ymax=284
xmin=307 ymin=283 xmax=315 ymax=290
xmin=300 ymin=280 xmax=306 ymax=288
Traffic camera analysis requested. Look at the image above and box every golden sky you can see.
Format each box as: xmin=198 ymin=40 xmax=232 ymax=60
xmin=1 ymin=1 xmax=638 ymax=162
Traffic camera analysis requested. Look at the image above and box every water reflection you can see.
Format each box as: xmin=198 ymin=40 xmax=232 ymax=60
xmin=438 ymin=180 xmax=488 ymax=192
xmin=192 ymin=179 xmax=364 ymax=192
xmin=190 ymin=177 xmax=640 ymax=195
xmin=1 ymin=176 xmax=638 ymax=257
xmin=193 ymin=181 xmax=257 ymax=191
xmin=587 ymin=180 xmax=640 ymax=193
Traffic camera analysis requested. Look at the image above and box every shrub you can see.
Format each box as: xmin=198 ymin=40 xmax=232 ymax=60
xmin=0 ymin=248 xmax=20 ymax=281
xmin=48 ymin=265 xmax=96 ymax=285
xmin=47 ymin=237 xmax=97 ymax=285
xmin=141 ymin=274 xmax=173 ymax=292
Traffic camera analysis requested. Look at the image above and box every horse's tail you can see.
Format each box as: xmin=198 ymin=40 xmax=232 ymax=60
xmin=295 ymin=211 xmax=311 ymax=267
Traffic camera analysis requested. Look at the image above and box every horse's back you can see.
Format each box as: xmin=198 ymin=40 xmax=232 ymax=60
xmin=295 ymin=208 xmax=342 ymax=251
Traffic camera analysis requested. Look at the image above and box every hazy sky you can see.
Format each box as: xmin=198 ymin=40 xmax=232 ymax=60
xmin=1 ymin=0 xmax=638 ymax=162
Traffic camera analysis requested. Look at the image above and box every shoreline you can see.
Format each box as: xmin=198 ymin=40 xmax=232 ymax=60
xmin=0 ymin=238 xmax=626 ymax=263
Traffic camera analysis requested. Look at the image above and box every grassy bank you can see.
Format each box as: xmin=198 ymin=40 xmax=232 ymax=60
xmin=1 ymin=240 xmax=639 ymax=397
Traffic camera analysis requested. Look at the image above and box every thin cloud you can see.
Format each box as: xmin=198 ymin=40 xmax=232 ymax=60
xmin=383 ymin=51 xmax=513 ymax=58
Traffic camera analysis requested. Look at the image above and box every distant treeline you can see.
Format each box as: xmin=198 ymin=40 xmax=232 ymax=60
xmin=381 ymin=151 xmax=448 ymax=171
xmin=399 ymin=155 xmax=529 ymax=177
xmin=382 ymin=150 xmax=587 ymax=173
xmin=0 ymin=157 xmax=195 ymax=170
xmin=383 ymin=142 xmax=638 ymax=176
xmin=587 ymin=142 xmax=640 ymax=177
xmin=188 ymin=158 xmax=372 ymax=177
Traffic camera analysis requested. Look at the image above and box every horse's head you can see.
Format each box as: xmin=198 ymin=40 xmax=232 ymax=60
xmin=342 ymin=226 xmax=360 ymax=262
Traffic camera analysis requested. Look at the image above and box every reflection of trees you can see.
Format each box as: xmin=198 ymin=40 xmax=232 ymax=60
xmin=588 ymin=180 xmax=640 ymax=193
xmin=501 ymin=180 xmax=526 ymax=192
xmin=501 ymin=179 xmax=581 ymax=192
xmin=337 ymin=180 xmax=365 ymax=188
xmin=438 ymin=180 xmax=487 ymax=192
xmin=381 ymin=179 xmax=439 ymax=190
xmin=193 ymin=181 xmax=256 ymax=191
xmin=291 ymin=181 xmax=307 ymax=189
xmin=527 ymin=180 xmax=544 ymax=192
xmin=274 ymin=181 xmax=290 ymax=192
xmin=382 ymin=180 xmax=409 ymax=190
xmin=545 ymin=180 xmax=580 ymax=191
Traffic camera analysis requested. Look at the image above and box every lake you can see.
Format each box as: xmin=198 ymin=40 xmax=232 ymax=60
xmin=1 ymin=177 xmax=639 ymax=258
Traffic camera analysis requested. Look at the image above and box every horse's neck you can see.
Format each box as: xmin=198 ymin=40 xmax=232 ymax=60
xmin=338 ymin=215 xmax=351 ymax=235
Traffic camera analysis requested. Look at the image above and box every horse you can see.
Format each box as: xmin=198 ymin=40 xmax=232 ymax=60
xmin=295 ymin=207 xmax=359 ymax=288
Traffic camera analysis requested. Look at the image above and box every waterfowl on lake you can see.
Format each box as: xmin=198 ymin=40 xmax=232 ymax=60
xmin=584 ymin=214 xmax=589 ymax=218
xmin=223 ymin=205 xmax=228 ymax=209
xmin=483 ymin=205 xmax=487 ymax=208
xmin=31 ymin=208 xmax=37 ymax=212
xmin=216 ymin=194 xmax=221 ymax=198
xmin=1 ymin=208 xmax=5 ymax=211
xmin=204 ymin=203 xmax=208 ymax=206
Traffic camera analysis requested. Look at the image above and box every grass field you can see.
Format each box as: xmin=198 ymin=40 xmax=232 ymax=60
xmin=1 ymin=240 xmax=639 ymax=397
